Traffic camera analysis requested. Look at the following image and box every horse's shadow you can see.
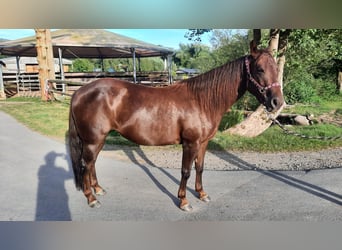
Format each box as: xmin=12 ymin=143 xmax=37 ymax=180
xmin=207 ymin=141 xmax=342 ymax=206
xmin=104 ymin=145 xmax=199 ymax=207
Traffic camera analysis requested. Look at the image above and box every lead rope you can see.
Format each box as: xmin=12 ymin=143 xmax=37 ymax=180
xmin=263 ymin=107 xmax=342 ymax=141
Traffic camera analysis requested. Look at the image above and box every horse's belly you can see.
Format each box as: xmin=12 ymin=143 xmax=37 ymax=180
xmin=116 ymin=115 xmax=181 ymax=146
xmin=120 ymin=128 xmax=181 ymax=146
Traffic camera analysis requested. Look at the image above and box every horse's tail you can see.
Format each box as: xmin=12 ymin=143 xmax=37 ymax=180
xmin=68 ymin=104 xmax=84 ymax=191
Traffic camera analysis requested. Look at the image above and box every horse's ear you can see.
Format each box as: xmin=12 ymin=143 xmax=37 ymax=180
xmin=250 ymin=40 xmax=258 ymax=57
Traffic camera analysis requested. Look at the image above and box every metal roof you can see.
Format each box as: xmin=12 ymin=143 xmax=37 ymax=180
xmin=0 ymin=29 xmax=174 ymax=59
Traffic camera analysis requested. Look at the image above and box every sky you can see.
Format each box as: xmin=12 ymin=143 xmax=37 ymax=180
xmin=0 ymin=29 xmax=212 ymax=50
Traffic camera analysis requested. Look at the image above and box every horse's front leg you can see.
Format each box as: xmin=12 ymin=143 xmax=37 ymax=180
xmin=178 ymin=141 xmax=199 ymax=211
xmin=195 ymin=140 xmax=211 ymax=203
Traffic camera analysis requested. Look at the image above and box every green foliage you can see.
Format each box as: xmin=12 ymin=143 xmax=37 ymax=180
xmin=72 ymin=58 xmax=94 ymax=72
xmin=71 ymin=57 xmax=165 ymax=73
xmin=218 ymin=110 xmax=244 ymax=131
xmin=210 ymin=30 xmax=250 ymax=66
xmin=106 ymin=131 xmax=137 ymax=146
xmin=283 ymin=75 xmax=318 ymax=104
xmin=173 ymin=43 xmax=216 ymax=72
xmin=175 ymin=30 xmax=251 ymax=74
xmin=184 ymin=29 xmax=211 ymax=42
xmin=103 ymin=58 xmax=164 ymax=72
xmin=284 ymin=29 xmax=341 ymax=103
xmin=311 ymin=78 xmax=339 ymax=99
xmin=284 ymin=71 xmax=339 ymax=104
xmin=139 ymin=57 xmax=164 ymax=72
xmin=234 ymin=92 xmax=260 ymax=111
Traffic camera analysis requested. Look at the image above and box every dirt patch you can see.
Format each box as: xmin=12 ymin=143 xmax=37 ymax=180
xmin=101 ymin=145 xmax=342 ymax=171
xmin=317 ymin=110 xmax=342 ymax=126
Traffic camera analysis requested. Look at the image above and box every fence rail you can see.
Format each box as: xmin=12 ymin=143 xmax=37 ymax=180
xmin=2 ymin=71 xmax=170 ymax=98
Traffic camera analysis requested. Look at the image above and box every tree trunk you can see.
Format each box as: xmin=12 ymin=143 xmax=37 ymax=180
xmin=269 ymin=29 xmax=280 ymax=58
xmin=338 ymin=71 xmax=342 ymax=93
xmin=225 ymin=105 xmax=272 ymax=137
xmin=35 ymin=29 xmax=55 ymax=101
xmin=225 ymin=29 xmax=289 ymax=137
xmin=277 ymin=29 xmax=291 ymax=87
xmin=253 ymin=29 xmax=261 ymax=45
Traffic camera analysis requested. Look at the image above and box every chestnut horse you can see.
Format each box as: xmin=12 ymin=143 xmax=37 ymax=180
xmin=69 ymin=41 xmax=284 ymax=211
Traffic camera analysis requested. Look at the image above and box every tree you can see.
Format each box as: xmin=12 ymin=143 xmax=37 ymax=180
xmin=285 ymin=29 xmax=342 ymax=94
xmin=211 ymin=30 xmax=250 ymax=67
xmin=173 ymin=43 xmax=215 ymax=72
xmin=72 ymin=58 xmax=95 ymax=72
xmin=185 ymin=29 xmax=211 ymax=42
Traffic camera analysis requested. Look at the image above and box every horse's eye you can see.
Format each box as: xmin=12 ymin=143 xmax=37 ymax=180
xmin=257 ymin=67 xmax=264 ymax=73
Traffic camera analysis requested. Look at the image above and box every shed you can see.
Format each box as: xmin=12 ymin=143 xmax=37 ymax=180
xmin=176 ymin=68 xmax=200 ymax=79
xmin=0 ymin=29 xmax=174 ymax=83
xmin=0 ymin=29 xmax=174 ymax=58
xmin=0 ymin=56 xmax=72 ymax=73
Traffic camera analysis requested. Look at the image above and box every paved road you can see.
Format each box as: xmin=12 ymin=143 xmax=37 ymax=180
xmin=0 ymin=111 xmax=341 ymax=221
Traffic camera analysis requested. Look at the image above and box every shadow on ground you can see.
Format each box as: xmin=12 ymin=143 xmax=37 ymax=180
xmin=35 ymin=150 xmax=73 ymax=221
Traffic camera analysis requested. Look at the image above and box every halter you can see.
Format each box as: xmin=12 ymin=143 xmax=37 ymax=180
xmin=245 ymin=56 xmax=281 ymax=94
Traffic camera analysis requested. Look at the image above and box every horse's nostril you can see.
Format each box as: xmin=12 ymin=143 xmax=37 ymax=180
xmin=271 ymin=97 xmax=279 ymax=109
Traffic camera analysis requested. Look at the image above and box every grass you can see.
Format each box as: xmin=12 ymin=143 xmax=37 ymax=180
xmin=210 ymin=124 xmax=342 ymax=152
xmin=283 ymin=99 xmax=342 ymax=117
xmin=1 ymin=97 xmax=342 ymax=152
xmin=0 ymin=97 xmax=69 ymax=141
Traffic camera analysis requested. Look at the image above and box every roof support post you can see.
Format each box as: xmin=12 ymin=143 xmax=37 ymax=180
xmin=167 ymin=54 xmax=173 ymax=84
xmin=131 ymin=47 xmax=137 ymax=83
xmin=0 ymin=61 xmax=5 ymax=99
xmin=138 ymin=57 xmax=141 ymax=72
xmin=58 ymin=48 xmax=65 ymax=81
xmin=101 ymin=58 xmax=104 ymax=72
xmin=15 ymin=56 xmax=20 ymax=94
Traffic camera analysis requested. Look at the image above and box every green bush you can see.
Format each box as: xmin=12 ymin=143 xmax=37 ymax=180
xmin=284 ymin=75 xmax=339 ymax=104
xmin=311 ymin=78 xmax=338 ymax=99
xmin=234 ymin=92 xmax=260 ymax=111
xmin=335 ymin=108 xmax=342 ymax=115
xmin=218 ymin=110 xmax=244 ymax=131
xmin=284 ymin=79 xmax=318 ymax=104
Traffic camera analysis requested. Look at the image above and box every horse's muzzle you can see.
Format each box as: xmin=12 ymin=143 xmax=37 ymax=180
xmin=266 ymin=96 xmax=284 ymax=112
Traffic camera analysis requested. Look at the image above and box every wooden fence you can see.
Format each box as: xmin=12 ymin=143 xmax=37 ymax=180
xmin=2 ymin=71 xmax=170 ymax=98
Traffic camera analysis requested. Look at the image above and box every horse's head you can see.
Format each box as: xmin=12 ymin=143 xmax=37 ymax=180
xmin=245 ymin=41 xmax=284 ymax=112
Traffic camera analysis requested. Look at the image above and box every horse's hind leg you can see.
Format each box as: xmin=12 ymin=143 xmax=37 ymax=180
xmin=90 ymin=142 xmax=107 ymax=196
xmin=82 ymin=142 xmax=106 ymax=208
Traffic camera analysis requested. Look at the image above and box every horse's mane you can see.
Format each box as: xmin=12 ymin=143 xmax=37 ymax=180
xmin=179 ymin=56 xmax=245 ymax=112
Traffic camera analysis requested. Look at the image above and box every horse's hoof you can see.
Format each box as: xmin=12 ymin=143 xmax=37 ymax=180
xmin=200 ymin=195 xmax=211 ymax=203
xmin=95 ymin=189 xmax=107 ymax=196
xmin=180 ymin=203 xmax=193 ymax=212
xmin=89 ymin=200 xmax=101 ymax=208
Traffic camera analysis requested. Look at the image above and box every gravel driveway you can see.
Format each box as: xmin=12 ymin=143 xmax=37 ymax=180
xmin=102 ymin=145 xmax=342 ymax=171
